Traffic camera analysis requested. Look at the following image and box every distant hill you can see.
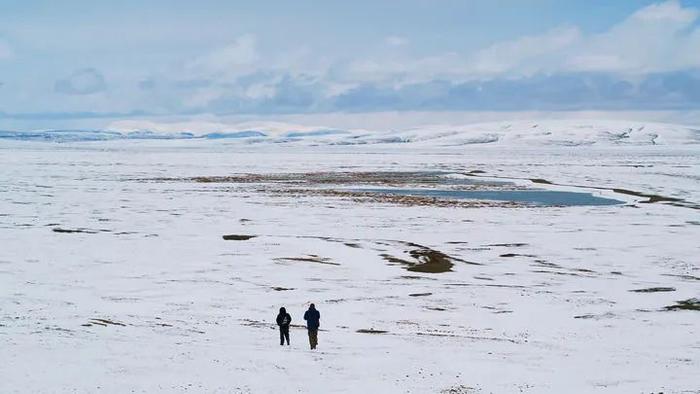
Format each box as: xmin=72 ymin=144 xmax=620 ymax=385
xmin=2 ymin=120 xmax=698 ymax=146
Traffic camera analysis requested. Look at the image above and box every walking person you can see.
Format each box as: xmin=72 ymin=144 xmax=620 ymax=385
xmin=303 ymin=303 xmax=320 ymax=350
xmin=276 ymin=307 xmax=291 ymax=346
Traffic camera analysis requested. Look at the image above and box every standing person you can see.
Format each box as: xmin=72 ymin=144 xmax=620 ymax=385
xmin=276 ymin=307 xmax=291 ymax=346
xmin=303 ymin=303 xmax=320 ymax=350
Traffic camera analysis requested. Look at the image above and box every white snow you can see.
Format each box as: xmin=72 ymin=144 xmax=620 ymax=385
xmin=0 ymin=119 xmax=698 ymax=393
xmin=3 ymin=119 xmax=699 ymax=146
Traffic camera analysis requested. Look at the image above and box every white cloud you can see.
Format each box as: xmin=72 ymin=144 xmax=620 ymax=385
xmin=342 ymin=1 xmax=700 ymax=81
xmin=187 ymin=34 xmax=258 ymax=76
xmin=341 ymin=52 xmax=465 ymax=86
xmin=469 ymin=26 xmax=581 ymax=76
xmin=454 ymin=1 xmax=700 ymax=78
xmin=16 ymin=0 xmax=697 ymax=118
xmin=158 ymin=1 xmax=700 ymax=114
xmin=149 ymin=1 xmax=700 ymax=111
xmin=567 ymin=0 xmax=700 ymax=73
xmin=0 ymin=39 xmax=13 ymax=60
xmin=245 ymin=82 xmax=277 ymax=99
xmin=632 ymin=0 xmax=698 ymax=23
xmin=385 ymin=36 xmax=408 ymax=47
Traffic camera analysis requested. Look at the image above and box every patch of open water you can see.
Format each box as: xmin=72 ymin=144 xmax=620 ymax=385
xmin=354 ymin=188 xmax=624 ymax=206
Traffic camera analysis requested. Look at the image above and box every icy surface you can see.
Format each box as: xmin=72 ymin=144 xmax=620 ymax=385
xmin=0 ymin=121 xmax=699 ymax=393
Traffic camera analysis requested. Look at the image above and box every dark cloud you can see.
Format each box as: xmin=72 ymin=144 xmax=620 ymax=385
xmin=40 ymin=69 xmax=700 ymax=117
xmin=330 ymin=71 xmax=700 ymax=112
xmin=54 ymin=68 xmax=107 ymax=95
xmin=138 ymin=78 xmax=157 ymax=90
xmin=197 ymin=74 xmax=323 ymax=114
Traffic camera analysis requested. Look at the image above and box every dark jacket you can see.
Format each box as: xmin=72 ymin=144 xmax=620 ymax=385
xmin=303 ymin=306 xmax=320 ymax=330
xmin=276 ymin=308 xmax=291 ymax=329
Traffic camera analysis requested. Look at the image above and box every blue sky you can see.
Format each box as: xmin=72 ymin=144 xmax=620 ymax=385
xmin=1 ymin=0 xmax=700 ymax=129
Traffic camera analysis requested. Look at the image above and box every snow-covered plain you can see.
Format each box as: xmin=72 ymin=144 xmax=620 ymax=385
xmin=1 ymin=120 xmax=699 ymax=393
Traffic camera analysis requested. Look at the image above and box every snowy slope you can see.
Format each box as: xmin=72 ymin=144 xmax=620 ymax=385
xmin=0 ymin=122 xmax=699 ymax=394
xmin=1 ymin=119 xmax=698 ymax=146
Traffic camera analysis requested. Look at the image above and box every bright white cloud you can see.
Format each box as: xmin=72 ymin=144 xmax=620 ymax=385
xmin=463 ymin=1 xmax=700 ymax=77
xmin=470 ymin=26 xmax=581 ymax=76
xmin=568 ymin=0 xmax=700 ymax=73
xmin=200 ymin=0 xmax=696 ymax=91
xmin=340 ymin=1 xmax=700 ymax=81
xmin=633 ymin=0 xmax=698 ymax=23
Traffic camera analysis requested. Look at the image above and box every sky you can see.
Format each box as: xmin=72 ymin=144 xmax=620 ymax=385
xmin=1 ymin=0 xmax=700 ymax=130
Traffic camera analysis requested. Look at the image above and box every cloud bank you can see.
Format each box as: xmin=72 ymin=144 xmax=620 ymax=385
xmin=1 ymin=0 xmax=700 ymax=123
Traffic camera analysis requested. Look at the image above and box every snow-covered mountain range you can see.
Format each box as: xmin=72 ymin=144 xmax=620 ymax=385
xmin=1 ymin=120 xmax=698 ymax=146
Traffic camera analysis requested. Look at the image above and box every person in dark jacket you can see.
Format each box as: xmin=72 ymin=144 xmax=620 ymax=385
xmin=276 ymin=307 xmax=292 ymax=346
xmin=303 ymin=303 xmax=320 ymax=350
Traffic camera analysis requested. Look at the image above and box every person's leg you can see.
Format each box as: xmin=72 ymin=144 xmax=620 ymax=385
xmin=284 ymin=327 xmax=290 ymax=345
xmin=307 ymin=330 xmax=313 ymax=349
xmin=279 ymin=328 xmax=284 ymax=346
xmin=310 ymin=329 xmax=318 ymax=349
